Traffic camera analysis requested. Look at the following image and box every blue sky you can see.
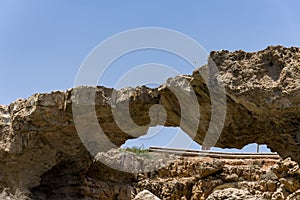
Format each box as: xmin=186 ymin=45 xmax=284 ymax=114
xmin=1 ymin=0 xmax=299 ymax=152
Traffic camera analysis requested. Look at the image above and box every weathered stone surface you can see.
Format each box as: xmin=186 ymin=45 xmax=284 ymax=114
xmin=0 ymin=46 xmax=299 ymax=199
xmin=2 ymin=46 xmax=299 ymax=158
xmin=287 ymin=189 xmax=300 ymax=200
xmin=206 ymin=188 xmax=264 ymax=200
xmin=272 ymin=158 xmax=300 ymax=193
xmin=0 ymin=148 xmax=299 ymax=199
xmin=207 ymin=46 xmax=300 ymax=161
xmin=133 ymin=190 xmax=160 ymax=200
xmin=136 ymin=155 xmax=283 ymax=200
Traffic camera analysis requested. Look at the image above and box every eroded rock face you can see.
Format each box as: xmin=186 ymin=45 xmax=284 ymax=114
xmin=27 ymin=149 xmax=297 ymax=200
xmin=135 ymin=154 xmax=281 ymax=200
xmin=272 ymin=158 xmax=300 ymax=193
xmin=208 ymin=46 xmax=300 ymax=160
xmin=0 ymin=46 xmax=299 ymax=198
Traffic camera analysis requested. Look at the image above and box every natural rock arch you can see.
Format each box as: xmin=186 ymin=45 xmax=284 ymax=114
xmin=0 ymin=46 xmax=299 ymax=196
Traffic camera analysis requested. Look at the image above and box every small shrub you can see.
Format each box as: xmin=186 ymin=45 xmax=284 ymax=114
xmin=123 ymin=145 xmax=149 ymax=155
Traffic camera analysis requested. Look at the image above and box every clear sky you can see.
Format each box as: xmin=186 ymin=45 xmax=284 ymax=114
xmin=1 ymin=0 xmax=299 ymax=152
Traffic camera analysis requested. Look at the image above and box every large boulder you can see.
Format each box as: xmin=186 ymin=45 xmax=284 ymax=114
xmin=133 ymin=190 xmax=160 ymax=200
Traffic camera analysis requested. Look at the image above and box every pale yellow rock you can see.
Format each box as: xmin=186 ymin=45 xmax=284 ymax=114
xmin=133 ymin=190 xmax=160 ymax=200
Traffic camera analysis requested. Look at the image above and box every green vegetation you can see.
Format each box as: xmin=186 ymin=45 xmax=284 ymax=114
xmin=121 ymin=145 xmax=149 ymax=155
xmin=125 ymin=145 xmax=149 ymax=154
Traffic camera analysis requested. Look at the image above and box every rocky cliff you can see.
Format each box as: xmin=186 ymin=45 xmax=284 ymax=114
xmin=0 ymin=46 xmax=299 ymax=199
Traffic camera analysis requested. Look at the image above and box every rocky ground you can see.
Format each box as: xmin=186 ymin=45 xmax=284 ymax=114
xmin=99 ymin=150 xmax=300 ymax=200
xmin=2 ymin=148 xmax=299 ymax=200
xmin=30 ymin=149 xmax=300 ymax=200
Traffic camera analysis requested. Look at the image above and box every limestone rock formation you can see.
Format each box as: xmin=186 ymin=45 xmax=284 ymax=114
xmin=208 ymin=46 xmax=300 ymax=160
xmin=0 ymin=46 xmax=299 ymax=199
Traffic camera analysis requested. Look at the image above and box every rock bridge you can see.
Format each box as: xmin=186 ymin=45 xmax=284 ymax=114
xmin=0 ymin=46 xmax=299 ymax=197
